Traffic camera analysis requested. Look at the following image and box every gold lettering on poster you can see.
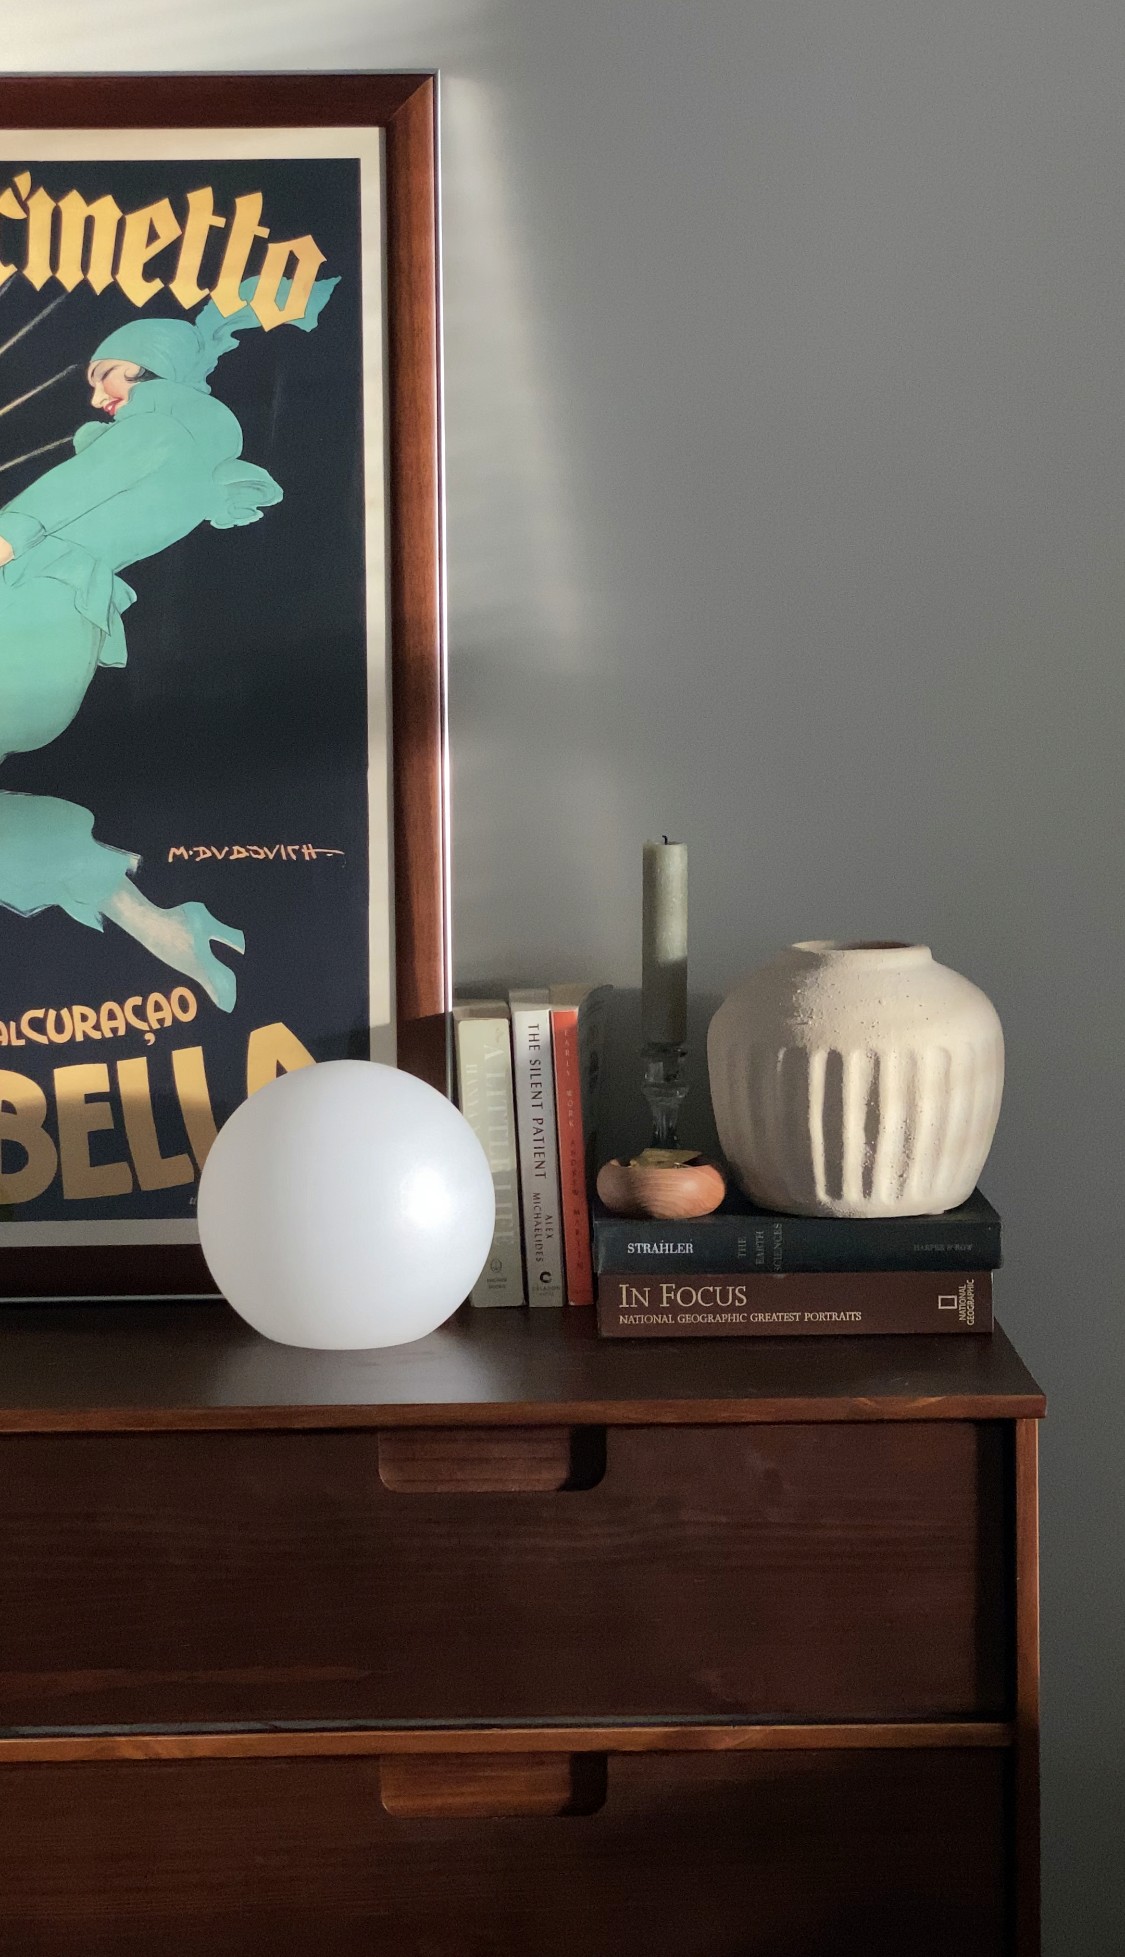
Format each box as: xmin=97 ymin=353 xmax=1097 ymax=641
xmin=22 ymin=183 xmax=56 ymax=292
xmin=168 ymin=186 xmax=226 ymax=309
xmin=251 ymin=235 xmax=326 ymax=330
xmin=116 ymin=197 xmax=182 ymax=307
xmin=0 ymin=175 xmax=327 ymax=326
xmin=209 ymin=191 xmax=269 ymax=318
xmin=171 ymin=1045 xmax=219 ymax=1173
xmin=54 ymin=189 xmax=123 ymax=294
xmin=117 ymin=1057 xmax=194 ymax=1192
xmin=55 ymin=1062 xmax=133 ymax=1201
xmin=0 ymin=1025 xmax=317 ymax=1202
xmin=0 ymin=171 xmax=29 ymax=284
xmin=0 ymin=987 xmax=202 ymax=1051
xmin=246 ymin=1022 xmax=316 ymax=1097
xmin=0 ymin=1070 xmax=58 ymax=1204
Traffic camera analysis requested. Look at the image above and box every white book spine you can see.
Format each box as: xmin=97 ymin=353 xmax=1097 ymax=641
xmin=455 ymin=1015 xmax=525 ymax=1307
xmin=509 ymin=993 xmax=565 ymax=1307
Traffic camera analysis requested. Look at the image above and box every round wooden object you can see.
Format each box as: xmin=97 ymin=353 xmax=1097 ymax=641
xmin=596 ymin=1159 xmax=726 ymax=1221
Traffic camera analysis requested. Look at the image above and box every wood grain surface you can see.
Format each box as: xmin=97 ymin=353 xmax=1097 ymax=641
xmin=0 ymin=1421 xmax=1009 ymax=1730
xmin=0 ymin=1294 xmax=1044 ymax=1949
xmin=0 ymin=1304 xmax=1047 ymax=1431
xmin=0 ymin=1723 xmax=1014 ymax=1763
xmin=383 ymin=76 xmax=448 ymax=1077
xmin=0 ymin=74 xmax=428 ymax=128
xmin=0 ymin=1749 xmax=1010 ymax=1955
xmin=1015 ymin=1418 xmax=1041 ymax=1957
xmin=375 ymin=1426 xmax=601 ymax=1491
xmin=378 ymin=1751 xmax=607 ymax=1817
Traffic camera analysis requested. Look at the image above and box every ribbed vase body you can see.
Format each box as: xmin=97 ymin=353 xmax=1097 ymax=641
xmin=706 ymin=943 xmax=1004 ymax=1218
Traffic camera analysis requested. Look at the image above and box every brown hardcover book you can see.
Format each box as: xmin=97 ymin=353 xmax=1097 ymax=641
xmin=596 ymin=1270 xmax=992 ymax=1337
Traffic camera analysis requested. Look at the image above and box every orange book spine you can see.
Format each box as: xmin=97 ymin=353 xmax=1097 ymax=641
xmin=551 ymin=1010 xmax=594 ymax=1306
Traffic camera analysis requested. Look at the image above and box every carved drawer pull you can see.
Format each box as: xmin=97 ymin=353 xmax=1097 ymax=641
xmin=379 ymin=1752 xmax=607 ymax=1818
xmin=377 ymin=1426 xmax=606 ymax=1493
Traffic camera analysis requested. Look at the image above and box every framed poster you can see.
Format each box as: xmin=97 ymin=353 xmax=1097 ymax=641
xmin=0 ymin=76 xmax=447 ymax=1298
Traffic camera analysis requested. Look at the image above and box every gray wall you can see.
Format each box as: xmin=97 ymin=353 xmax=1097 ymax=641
xmin=8 ymin=3 xmax=1124 ymax=1947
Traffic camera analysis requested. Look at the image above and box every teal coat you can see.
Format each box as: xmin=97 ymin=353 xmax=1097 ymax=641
xmin=0 ymin=271 xmax=334 ymax=929
xmin=0 ymin=383 xmax=279 ymax=923
xmin=0 ymin=379 xmax=279 ymax=758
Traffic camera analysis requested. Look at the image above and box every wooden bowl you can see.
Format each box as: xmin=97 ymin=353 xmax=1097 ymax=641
xmin=596 ymin=1158 xmax=726 ymax=1221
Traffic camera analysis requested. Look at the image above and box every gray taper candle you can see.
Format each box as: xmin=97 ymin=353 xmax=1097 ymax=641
xmin=641 ymin=838 xmax=688 ymax=1047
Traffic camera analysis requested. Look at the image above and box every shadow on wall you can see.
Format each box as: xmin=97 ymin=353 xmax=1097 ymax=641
xmin=442 ymin=76 xmax=592 ymax=658
xmin=457 ymin=981 xmax=727 ymax=1172
xmin=450 ymin=639 xmax=719 ymax=988
xmin=442 ymin=78 xmax=655 ymax=987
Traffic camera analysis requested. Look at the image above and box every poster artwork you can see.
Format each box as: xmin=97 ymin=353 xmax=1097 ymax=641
xmin=0 ymin=137 xmax=390 ymax=1247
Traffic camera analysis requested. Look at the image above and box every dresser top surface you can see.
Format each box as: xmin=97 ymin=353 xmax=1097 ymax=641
xmin=0 ymin=1303 xmax=1045 ymax=1430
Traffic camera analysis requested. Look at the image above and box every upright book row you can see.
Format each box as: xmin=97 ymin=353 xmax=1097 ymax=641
xmin=453 ymin=986 xmax=611 ymax=1308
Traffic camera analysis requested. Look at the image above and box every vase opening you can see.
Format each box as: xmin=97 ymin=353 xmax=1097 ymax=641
xmin=789 ymin=940 xmax=933 ymax=969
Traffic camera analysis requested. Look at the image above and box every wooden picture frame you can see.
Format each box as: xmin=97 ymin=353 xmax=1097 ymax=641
xmin=0 ymin=75 xmax=447 ymax=1298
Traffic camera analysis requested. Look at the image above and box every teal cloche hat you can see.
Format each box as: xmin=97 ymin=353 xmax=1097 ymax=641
xmin=90 ymin=273 xmax=340 ymax=394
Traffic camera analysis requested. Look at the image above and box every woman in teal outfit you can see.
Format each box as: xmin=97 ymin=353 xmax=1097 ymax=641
xmin=0 ymin=275 xmax=336 ymax=1011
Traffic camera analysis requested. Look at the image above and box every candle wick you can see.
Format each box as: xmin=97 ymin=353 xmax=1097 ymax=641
xmin=662 ymin=833 xmax=669 ymax=844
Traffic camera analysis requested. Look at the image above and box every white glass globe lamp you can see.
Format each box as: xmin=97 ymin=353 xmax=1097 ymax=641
xmin=197 ymin=1060 xmax=496 ymax=1349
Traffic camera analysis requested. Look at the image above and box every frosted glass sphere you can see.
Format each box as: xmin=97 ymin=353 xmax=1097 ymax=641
xmin=197 ymin=1060 xmax=496 ymax=1349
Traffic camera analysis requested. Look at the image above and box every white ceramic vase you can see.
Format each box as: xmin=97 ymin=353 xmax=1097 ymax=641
xmin=706 ymin=941 xmax=1004 ymax=1218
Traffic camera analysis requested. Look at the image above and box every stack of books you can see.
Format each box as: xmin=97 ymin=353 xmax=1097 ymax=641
xmin=453 ymin=985 xmax=611 ymax=1308
xmin=592 ymin=1188 xmax=1002 ymax=1338
xmin=455 ymin=986 xmax=1003 ymax=1340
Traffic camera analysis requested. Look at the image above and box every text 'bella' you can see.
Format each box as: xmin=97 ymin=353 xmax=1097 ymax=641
xmin=0 ymin=1020 xmax=313 ymax=1205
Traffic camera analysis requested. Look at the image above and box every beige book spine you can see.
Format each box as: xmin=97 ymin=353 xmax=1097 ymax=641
xmin=455 ymin=1012 xmax=525 ymax=1307
xmin=509 ymin=990 xmax=565 ymax=1307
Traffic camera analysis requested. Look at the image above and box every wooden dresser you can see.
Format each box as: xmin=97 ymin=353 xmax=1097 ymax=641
xmin=0 ymin=1305 xmax=1044 ymax=1956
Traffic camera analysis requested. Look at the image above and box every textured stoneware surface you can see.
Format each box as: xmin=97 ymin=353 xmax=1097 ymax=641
xmin=707 ymin=943 xmax=1004 ymax=1218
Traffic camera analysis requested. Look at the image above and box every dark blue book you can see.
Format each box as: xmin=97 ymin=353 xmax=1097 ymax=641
xmin=592 ymin=1187 xmax=1001 ymax=1276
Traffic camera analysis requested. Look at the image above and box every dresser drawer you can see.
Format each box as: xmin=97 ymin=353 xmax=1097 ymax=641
xmin=0 ymin=1746 xmax=1009 ymax=1956
xmin=0 ymin=1423 xmax=1010 ymax=1729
